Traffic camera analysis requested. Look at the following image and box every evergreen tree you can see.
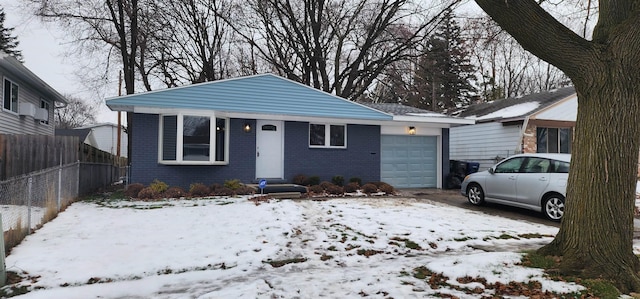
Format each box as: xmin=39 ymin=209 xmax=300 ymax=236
xmin=0 ymin=6 xmax=22 ymax=61
xmin=410 ymin=9 xmax=476 ymax=112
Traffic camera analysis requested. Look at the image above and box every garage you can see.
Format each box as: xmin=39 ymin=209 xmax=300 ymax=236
xmin=381 ymin=135 xmax=437 ymax=188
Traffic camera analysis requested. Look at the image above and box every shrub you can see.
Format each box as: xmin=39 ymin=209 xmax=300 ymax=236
xmin=319 ymin=181 xmax=334 ymax=190
xmin=164 ymin=186 xmax=186 ymax=199
xmin=124 ymin=183 xmax=144 ymax=198
xmin=189 ymin=183 xmax=211 ymax=197
xmin=213 ymin=187 xmax=235 ymax=196
xmin=224 ymin=179 xmax=242 ymax=190
xmin=325 ymin=184 xmax=344 ymax=195
xmin=235 ymin=185 xmax=256 ymax=195
xmin=292 ymin=174 xmax=307 ymax=185
xmin=344 ymin=182 xmax=360 ymax=193
xmin=361 ymin=183 xmax=379 ymax=195
xmin=378 ymin=182 xmax=395 ymax=195
xmin=331 ymin=175 xmax=344 ymax=187
xmin=305 ymin=176 xmax=321 ymax=186
xmin=137 ymin=187 xmax=160 ymax=200
xmin=308 ymin=185 xmax=324 ymax=194
xmin=149 ymin=179 xmax=169 ymax=193
xmin=349 ymin=177 xmax=362 ymax=186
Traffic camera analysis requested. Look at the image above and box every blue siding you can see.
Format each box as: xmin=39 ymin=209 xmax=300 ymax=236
xmin=131 ymin=115 xmax=381 ymax=188
xmin=130 ymin=114 xmax=256 ymax=188
xmin=284 ymin=122 xmax=381 ymax=184
xmin=108 ymin=74 xmax=392 ymax=121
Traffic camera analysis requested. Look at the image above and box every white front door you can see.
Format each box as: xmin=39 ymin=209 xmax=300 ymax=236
xmin=256 ymin=120 xmax=284 ymax=179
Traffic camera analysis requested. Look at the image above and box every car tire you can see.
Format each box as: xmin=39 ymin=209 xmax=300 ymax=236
xmin=466 ymin=184 xmax=485 ymax=206
xmin=543 ymin=194 xmax=565 ymax=221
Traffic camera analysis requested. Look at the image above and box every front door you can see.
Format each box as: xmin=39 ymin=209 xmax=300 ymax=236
xmin=256 ymin=120 xmax=284 ymax=179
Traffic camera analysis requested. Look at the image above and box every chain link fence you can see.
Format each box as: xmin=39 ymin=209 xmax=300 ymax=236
xmin=0 ymin=162 xmax=80 ymax=251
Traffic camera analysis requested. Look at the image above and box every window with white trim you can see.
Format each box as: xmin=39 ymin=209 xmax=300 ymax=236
xmin=309 ymin=123 xmax=346 ymax=148
xmin=159 ymin=114 xmax=229 ymax=164
xmin=3 ymin=78 xmax=18 ymax=113
xmin=40 ymin=99 xmax=50 ymax=124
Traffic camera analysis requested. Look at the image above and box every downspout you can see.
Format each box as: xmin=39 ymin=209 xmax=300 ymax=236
xmin=517 ymin=116 xmax=530 ymax=154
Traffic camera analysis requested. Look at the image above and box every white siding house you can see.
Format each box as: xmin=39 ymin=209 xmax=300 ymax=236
xmin=75 ymin=123 xmax=128 ymax=157
xmin=450 ymin=87 xmax=577 ymax=171
xmin=450 ymin=122 xmax=522 ymax=170
xmin=0 ymin=51 xmax=67 ymax=135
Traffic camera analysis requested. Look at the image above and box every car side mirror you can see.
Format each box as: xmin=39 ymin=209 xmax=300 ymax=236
xmin=488 ymin=167 xmax=495 ymax=174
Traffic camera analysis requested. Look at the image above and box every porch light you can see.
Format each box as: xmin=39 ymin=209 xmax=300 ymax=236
xmin=244 ymin=123 xmax=252 ymax=133
xmin=408 ymin=126 xmax=416 ymax=135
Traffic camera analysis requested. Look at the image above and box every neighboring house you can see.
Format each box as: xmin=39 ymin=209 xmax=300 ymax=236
xmin=450 ymin=86 xmax=577 ymax=170
xmin=0 ymin=51 xmax=68 ymax=135
xmin=55 ymin=128 xmax=95 ymax=146
xmin=106 ymin=74 xmax=472 ymax=189
xmin=74 ymin=123 xmax=128 ymax=158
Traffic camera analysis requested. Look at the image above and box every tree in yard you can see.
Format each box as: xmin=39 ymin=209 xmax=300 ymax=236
xmin=0 ymin=6 xmax=23 ymax=61
xmin=410 ymin=8 xmax=476 ymax=112
xmin=54 ymin=95 xmax=98 ymax=129
xmin=463 ymin=15 xmax=570 ymax=101
xmin=474 ymin=0 xmax=640 ymax=292
xmin=232 ymin=0 xmax=457 ymax=101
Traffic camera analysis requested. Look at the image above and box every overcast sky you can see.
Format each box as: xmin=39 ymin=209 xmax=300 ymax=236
xmin=0 ymin=0 xmax=121 ymax=124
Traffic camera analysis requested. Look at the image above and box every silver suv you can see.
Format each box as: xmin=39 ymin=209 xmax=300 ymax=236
xmin=460 ymin=153 xmax=570 ymax=221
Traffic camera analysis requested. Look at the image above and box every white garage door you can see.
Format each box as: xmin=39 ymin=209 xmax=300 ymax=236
xmin=381 ymin=135 xmax=437 ymax=188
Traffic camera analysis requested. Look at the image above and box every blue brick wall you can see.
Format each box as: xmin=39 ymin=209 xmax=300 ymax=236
xmin=284 ymin=122 xmax=381 ymax=183
xmin=131 ymin=114 xmax=256 ymax=189
xmin=131 ymin=114 xmax=381 ymax=188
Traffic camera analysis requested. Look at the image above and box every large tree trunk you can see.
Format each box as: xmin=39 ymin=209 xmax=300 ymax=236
xmin=472 ymin=0 xmax=640 ymax=293
xmin=539 ymin=78 xmax=640 ymax=292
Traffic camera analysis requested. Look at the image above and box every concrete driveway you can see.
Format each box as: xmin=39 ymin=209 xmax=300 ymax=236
xmin=398 ymin=188 xmax=560 ymax=228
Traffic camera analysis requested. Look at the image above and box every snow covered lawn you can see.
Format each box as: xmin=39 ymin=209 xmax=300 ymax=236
xmin=1 ymin=196 xmax=606 ymax=298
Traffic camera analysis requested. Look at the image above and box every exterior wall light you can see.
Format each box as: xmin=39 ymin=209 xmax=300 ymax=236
xmin=408 ymin=126 xmax=416 ymax=135
xmin=244 ymin=123 xmax=252 ymax=133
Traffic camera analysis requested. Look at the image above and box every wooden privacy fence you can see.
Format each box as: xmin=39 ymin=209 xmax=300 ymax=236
xmin=0 ymin=135 xmax=79 ymax=181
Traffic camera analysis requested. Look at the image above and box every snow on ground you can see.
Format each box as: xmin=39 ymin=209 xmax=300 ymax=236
xmin=1 ymin=196 xmax=605 ymax=298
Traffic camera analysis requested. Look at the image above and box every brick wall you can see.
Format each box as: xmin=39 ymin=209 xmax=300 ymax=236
xmin=522 ymin=122 xmax=537 ymax=153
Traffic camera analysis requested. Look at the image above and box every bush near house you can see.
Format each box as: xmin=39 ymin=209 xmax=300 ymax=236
xmin=123 ymin=175 xmax=394 ymax=200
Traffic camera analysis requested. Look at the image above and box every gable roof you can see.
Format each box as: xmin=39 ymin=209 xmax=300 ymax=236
xmin=106 ymin=74 xmax=392 ymax=121
xmin=55 ymin=128 xmax=91 ymax=141
xmin=459 ymin=86 xmax=575 ymax=123
xmin=0 ymin=52 xmax=68 ymax=105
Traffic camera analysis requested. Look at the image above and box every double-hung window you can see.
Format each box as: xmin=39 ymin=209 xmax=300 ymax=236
xmin=309 ymin=123 xmax=346 ymax=148
xmin=3 ymin=78 xmax=18 ymax=113
xmin=159 ymin=113 xmax=229 ymax=164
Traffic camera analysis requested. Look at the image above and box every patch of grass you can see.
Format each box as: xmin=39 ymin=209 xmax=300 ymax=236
xmin=356 ymin=249 xmax=384 ymax=257
xmin=520 ymin=252 xmax=620 ymax=298
xmin=520 ymin=251 xmax=557 ymax=269
xmin=581 ymin=279 xmax=620 ymax=298
xmin=518 ymin=233 xmax=552 ymax=239
xmin=496 ymin=233 xmax=518 ymax=240
xmin=320 ymin=254 xmax=333 ymax=261
xmin=390 ymin=237 xmax=422 ymax=250
xmin=264 ymin=257 xmax=307 ymax=268
xmin=453 ymin=236 xmax=474 ymax=242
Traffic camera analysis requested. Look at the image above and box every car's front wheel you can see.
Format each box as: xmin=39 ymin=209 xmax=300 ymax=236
xmin=466 ymin=184 xmax=485 ymax=206
xmin=543 ymin=194 xmax=565 ymax=221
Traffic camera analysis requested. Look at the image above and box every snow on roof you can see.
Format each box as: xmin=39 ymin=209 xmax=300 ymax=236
xmin=475 ymin=102 xmax=541 ymax=120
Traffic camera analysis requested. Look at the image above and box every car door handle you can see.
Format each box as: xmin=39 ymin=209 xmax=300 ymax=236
xmin=509 ymin=176 xmax=516 ymax=180
xmin=539 ymin=177 xmax=548 ymax=181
